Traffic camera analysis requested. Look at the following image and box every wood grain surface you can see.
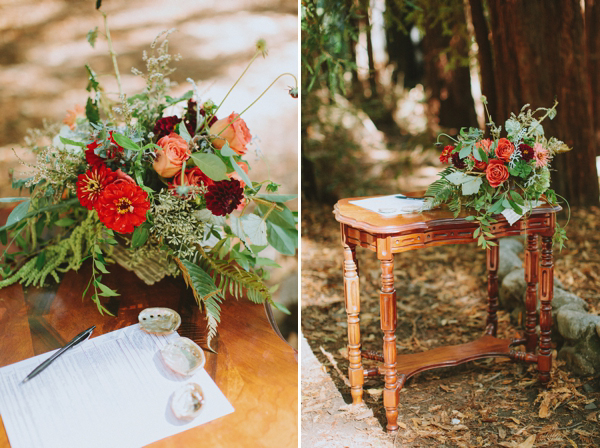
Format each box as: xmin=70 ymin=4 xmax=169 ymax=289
xmin=0 ymin=208 xmax=298 ymax=448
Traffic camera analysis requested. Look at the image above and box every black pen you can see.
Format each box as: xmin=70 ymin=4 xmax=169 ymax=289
xmin=22 ymin=325 xmax=96 ymax=383
xmin=395 ymin=195 xmax=424 ymax=200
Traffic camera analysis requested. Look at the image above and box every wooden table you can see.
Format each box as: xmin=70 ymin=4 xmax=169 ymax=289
xmin=0 ymin=210 xmax=298 ymax=448
xmin=333 ymin=194 xmax=560 ymax=432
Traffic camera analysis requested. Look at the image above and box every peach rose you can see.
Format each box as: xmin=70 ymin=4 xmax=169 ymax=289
xmin=209 ymin=112 xmax=252 ymax=156
xmin=475 ymin=138 xmax=493 ymax=154
xmin=495 ymin=138 xmax=514 ymax=162
xmin=153 ymin=133 xmax=191 ymax=178
xmin=63 ymin=105 xmax=85 ymax=130
xmin=486 ymin=159 xmax=509 ymax=188
xmin=228 ymin=161 xmax=249 ymax=210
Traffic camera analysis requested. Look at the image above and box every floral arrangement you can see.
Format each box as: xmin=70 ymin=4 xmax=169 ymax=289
xmin=426 ymin=99 xmax=569 ymax=249
xmin=0 ymin=10 xmax=298 ymax=349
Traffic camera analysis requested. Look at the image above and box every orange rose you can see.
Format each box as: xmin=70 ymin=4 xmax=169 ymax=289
xmin=153 ymin=133 xmax=191 ymax=178
xmin=486 ymin=159 xmax=509 ymax=187
xmin=468 ymin=154 xmax=487 ymax=171
xmin=209 ymin=112 xmax=252 ymax=156
xmin=495 ymin=138 xmax=514 ymax=162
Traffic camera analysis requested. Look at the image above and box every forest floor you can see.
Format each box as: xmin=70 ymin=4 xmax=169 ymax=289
xmin=301 ymin=198 xmax=600 ymax=446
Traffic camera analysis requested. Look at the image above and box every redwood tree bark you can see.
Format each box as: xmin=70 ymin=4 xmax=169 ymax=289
xmin=468 ymin=0 xmax=497 ymax=122
xmin=422 ymin=8 xmax=477 ymax=130
xmin=488 ymin=0 xmax=599 ymax=206
xmin=586 ymin=0 xmax=600 ymax=154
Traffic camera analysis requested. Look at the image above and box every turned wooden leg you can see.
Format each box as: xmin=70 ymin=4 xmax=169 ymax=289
xmin=379 ymin=255 xmax=398 ymax=432
xmin=525 ymin=233 xmax=539 ymax=353
xmin=538 ymin=235 xmax=554 ymax=384
xmin=486 ymin=243 xmax=499 ymax=336
xmin=343 ymin=243 xmax=364 ymax=403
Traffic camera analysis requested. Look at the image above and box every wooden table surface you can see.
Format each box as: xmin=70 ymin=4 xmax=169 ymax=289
xmin=0 ymin=209 xmax=298 ymax=448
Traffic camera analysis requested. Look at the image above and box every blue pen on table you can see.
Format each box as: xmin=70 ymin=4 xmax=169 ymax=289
xmin=21 ymin=325 xmax=96 ymax=383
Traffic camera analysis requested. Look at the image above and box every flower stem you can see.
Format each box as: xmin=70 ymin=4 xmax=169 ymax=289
xmin=216 ymin=72 xmax=298 ymax=137
xmin=213 ymin=50 xmax=260 ymax=118
xmin=101 ymin=11 xmax=123 ymax=98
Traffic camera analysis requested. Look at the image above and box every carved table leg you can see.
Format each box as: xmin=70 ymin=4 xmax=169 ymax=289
xmin=525 ymin=234 xmax=539 ymax=353
xmin=343 ymin=243 xmax=364 ymax=403
xmin=380 ymin=255 xmax=398 ymax=432
xmin=538 ymin=235 xmax=554 ymax=384
xmin=486 ymin=243 xmax=499 ymax=336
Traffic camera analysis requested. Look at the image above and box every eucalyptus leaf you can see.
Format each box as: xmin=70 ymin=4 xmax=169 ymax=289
xmin=459 ymin=144 xmax=471 ymax=159
xmin=267 ymin=222 xmax=297 ymax=255
xmin=232 ymin=159 xmax=253 ymax=189
xmin=0 ymin=197 xmax=29 ymax=203
xmin=241 ymin=214 xmax=268 ymax=246
xmin=178 ymin=122 xmax=192 ymax=143
xmin=6 ymin=199 xmax=30 ymax=227
xmin=219 ymin=142 xmax=236 ymax=157
xmin=190 ymin=153 xmax=229 ymax=181
xmin=111 ymin=133 xmax=140 ymax=151
xmin=193 ymin=209 xmax=227 ymax=226
xmin=446 ymin=172 xmax=471 ymax=185
xmin=59 ymin=137 xmax=86 ymax=148
xmin=461 ymin=176 xmax=482 ymax=195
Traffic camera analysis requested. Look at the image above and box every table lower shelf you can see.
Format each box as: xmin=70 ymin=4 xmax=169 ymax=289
xmin=361 ymin=334 xmax=537 ymax=382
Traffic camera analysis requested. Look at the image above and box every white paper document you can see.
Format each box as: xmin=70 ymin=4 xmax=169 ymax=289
xmin=350 ymin=194 xmax=426 ymax=217
xmin=0 ymin=324 xmax=234 ymax=448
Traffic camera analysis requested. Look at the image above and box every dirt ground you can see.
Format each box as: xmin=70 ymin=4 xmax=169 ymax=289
xmin=0 ymin=0 xmax=299 ymax=344
xmin=301 ymin=161 xmax=600 ymax=448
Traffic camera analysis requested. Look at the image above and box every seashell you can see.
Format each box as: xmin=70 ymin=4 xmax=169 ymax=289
xmin=138 ymin=307 xmax=181 ymax=335
xmin=171 ymin=383 xmax=205 ymax=420
xmin=160 ymin=337 xmax=206 ymax=375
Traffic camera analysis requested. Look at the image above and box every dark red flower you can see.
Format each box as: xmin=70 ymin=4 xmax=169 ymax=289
xmin=519 ymin=143 xmax=535 ymax=162
xmin=451 ymin=152 xmax=466 ymax=169
xmin=76 ymin=165 xmax=118 ymax=210
xmin=184 ymin=100 xmax=217 ymax=135
xmin=153 ymin=115 xmax=182 ymax=141
xmin=85 ymin=141 xmax=105 ymax=167
xmin=205 ymin=178 xmax=244 ymax=216
xmin=96 ymin=181 xmax=150 ymax=233
xmin=439 ymin=145 xmax=454 ymax=163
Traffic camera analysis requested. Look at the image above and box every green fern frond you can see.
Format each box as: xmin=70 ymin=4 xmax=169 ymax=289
xmin=204 ymin=295 xmax=223 ymax=353
xmin=197 ymin=245 xmax=271 ymax=304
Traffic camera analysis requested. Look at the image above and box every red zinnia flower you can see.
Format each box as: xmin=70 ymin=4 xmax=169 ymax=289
xmin=439 ymin=145 xmax=454 ymax=163
xmin=205 ymin=178 xmax=244 ymax=216
xmin=76 ymin=165 xmax=118 ymax=210
xmin=85 ymin=141 xmax=105 ymax=167
xmin=96 ymin=182 xmax=150 ymax=233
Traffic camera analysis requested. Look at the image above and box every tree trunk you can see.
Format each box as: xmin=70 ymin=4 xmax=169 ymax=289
xmin=586 ymin=0 xmax=600 ymax=154
xmin=363 ymin=0 xmax=378 ymax=97
xmin=422 ymin=7 xmax=477 ymax=130
xmin=468 ymin=0 xmax=497 ymax=124
xmin=384 ymin=0 xmax=423 ymax=89
xmin=488 ymin=0 xmax=598 ymax=206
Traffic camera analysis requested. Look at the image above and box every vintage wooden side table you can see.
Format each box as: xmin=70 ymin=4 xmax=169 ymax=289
xmin=333 ymin=193 xmax=560 ymax=432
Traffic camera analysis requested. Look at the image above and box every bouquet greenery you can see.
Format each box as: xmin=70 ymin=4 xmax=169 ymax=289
xmin=426 ymin=99 xmax=569 ymax=249
xmin=0 ymin=13 xmax=298 ymax=348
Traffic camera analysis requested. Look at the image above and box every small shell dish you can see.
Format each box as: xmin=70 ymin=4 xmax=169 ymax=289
xmin=138 ymin=307 xmax=181 ymax=335
xmin=171 ymin=383 xmax=205 ymax=420
xmin=160 ymin=336 xmax=206 ymax=375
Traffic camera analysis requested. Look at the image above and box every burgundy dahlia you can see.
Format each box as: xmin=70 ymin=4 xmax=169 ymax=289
xmin=153 ymin=116 xmax=182 ymax=141
xmin=205 ymin=178 xmax=244 ymax=216
xmin=451 ymin=152 xmax=466 ymax=169
xmin=519 ymin=143 xmax=535 ymax=162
